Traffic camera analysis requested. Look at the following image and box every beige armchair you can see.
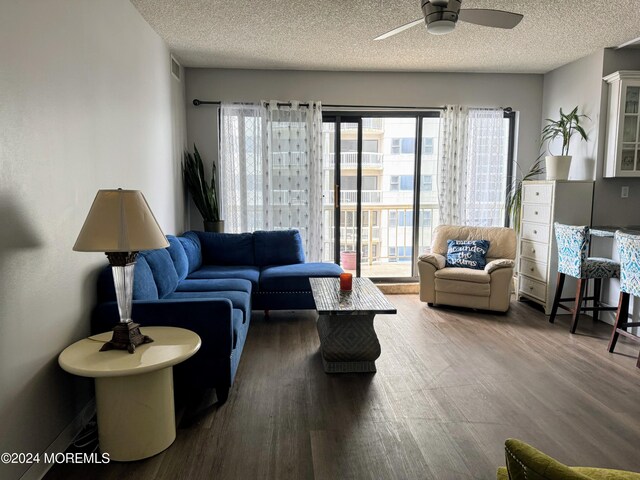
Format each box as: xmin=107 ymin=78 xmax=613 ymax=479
xmin=418 ymin=225 xmax=516 ymax=312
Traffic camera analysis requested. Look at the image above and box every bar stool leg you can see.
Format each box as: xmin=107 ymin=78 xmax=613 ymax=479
xmin=549 ymin=272 xmax=565 ymax=324
xmin=608 ymin=292 xmax=630 ymax=353
xmin=570 ymin=278 xmax=586 ymax=334
xmin=592 ymin=278 xmax=602 ymax=322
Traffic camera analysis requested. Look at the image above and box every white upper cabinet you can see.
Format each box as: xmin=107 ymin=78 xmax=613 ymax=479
xmin=603 ymin=71 xmax=640 ymax=178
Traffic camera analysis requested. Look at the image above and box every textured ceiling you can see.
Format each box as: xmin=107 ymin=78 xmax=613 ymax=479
xmin=131 ymin=0 xmax=640 ymax=74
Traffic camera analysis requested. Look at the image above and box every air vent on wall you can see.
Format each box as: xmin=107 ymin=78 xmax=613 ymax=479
xmin=171 ymin=55 xmax=181 ymax=81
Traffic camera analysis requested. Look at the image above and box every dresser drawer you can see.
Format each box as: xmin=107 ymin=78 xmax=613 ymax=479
xmin=522 ymin=204 xmax=552 ymax=224
xmin=521 ymin=222 xmax=551 ymax=244
xmin=519 ymin=240 xmax=549 ymax=263
xmin=523 ymin=183 xmax=553 ymax=204
xmin=519 ymin=257 xmax=548 ymax=282
xmin=518 ymin=275 xmax=547 ymax=301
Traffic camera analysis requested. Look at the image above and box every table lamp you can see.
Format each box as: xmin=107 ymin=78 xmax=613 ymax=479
xmin=74 ymin=189 xmax=169 ymax=353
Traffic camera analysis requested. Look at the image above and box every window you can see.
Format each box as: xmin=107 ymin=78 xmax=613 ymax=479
xmin=388 ymin=210 xmax=397 ymax=228
xmin=420 ymin=209 xmax=432 ymax=228
xmin=391 ymin=175 xmax=414 ymax=191
xmin=400 ymin=175 xmax=413 ymax=190
xmin=398 ymin=210 xmax=413 ymax=227
xmin=341 ymin=176 xmax=377 ymax=190
xmin=391 ymin=138 xmax=415 ymax=154
xmin=421 ymin=175 xmax=433 ymax=192
xmin=422 ymin=137 xmax=434 ymax=155
xmin=342 ymin=139 xmax=379 ymax=153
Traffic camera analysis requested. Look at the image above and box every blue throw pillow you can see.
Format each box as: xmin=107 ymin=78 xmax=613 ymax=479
xmin=445 ymin=239 xmax=490 ymax=270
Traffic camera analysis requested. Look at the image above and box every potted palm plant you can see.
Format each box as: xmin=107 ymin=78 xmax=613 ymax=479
xmin=541 ymin=106 xmax=589 ymax=180
xmin=183 ymin=145 xmax=222 ymax=232
xmin=506 ymin=155 xmax=545 ymax=235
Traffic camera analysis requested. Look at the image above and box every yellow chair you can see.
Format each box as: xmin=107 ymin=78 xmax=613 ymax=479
xmin=497 ymin=439 xmax=640 ymax=480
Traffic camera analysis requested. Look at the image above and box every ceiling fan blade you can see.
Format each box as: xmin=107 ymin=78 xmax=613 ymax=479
xmin=374 ymin=18 xmax=424 ymax=41
xmin=458 ymin=9 xmax=523 ymax=29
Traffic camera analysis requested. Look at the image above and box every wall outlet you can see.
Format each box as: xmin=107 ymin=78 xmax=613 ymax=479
xmin=621 ymin=186 xmax=629 ymax=198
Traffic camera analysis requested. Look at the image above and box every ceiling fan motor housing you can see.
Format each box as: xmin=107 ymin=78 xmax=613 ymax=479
xmin=422 ymin=0 xmax=461 ymax=34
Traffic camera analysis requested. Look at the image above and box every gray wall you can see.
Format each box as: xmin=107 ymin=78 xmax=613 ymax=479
xmin=184 ymin=68 xmax=544 ymax=228
xmin=0 ymin=1 xmax=186 ymax=478
xmin=541 ymin=48 xmax=640 ymax=319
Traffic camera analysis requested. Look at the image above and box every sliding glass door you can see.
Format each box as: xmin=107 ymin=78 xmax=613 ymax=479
xmin=322 ymin=110 xmax=514 ymax=281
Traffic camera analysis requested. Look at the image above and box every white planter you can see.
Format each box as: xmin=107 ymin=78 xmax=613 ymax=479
xmin=545 ymin=155 xmax=572 ymax=181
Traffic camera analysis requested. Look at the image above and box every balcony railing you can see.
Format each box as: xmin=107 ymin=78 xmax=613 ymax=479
xmin=326 ymin=152 xmax=383 ymax=168
xmin=324 ymin=190 xmax=382 ymax=205
xmin=323 ymin=118 xmax=384 ymax=131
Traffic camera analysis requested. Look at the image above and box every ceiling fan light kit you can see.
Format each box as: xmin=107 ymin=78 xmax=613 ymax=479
xmin=374 ymin=0 xmax=523 ymax=41
xmin=423 ymin=0 xmax=460 ymax=35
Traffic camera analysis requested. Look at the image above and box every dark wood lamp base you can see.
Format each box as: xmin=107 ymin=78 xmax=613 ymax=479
xmin=100 ymin=321 xmax=154 ymax=354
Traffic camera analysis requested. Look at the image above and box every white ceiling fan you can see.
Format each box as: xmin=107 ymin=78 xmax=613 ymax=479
xmin=375 ymin=0 xmax=523 ymax=40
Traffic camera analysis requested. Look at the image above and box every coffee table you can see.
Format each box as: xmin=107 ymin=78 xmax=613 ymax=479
xmin=309 ymin=277 xmax=397 ymax=373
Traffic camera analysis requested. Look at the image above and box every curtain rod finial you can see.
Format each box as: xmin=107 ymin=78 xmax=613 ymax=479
xmin=193 ymin=99 xmax=201 ymax=106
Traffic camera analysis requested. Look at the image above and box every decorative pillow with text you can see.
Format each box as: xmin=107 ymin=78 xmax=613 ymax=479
xmin=445 ymin=239 xmax=490 ymax=270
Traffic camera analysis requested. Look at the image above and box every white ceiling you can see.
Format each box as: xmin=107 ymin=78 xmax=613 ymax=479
xmin=131 ymin=0 xmax=640 ymax=74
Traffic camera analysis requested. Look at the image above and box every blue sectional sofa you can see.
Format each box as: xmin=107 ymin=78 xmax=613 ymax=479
xmin=92 ymin=229 xmax=342 ymax=403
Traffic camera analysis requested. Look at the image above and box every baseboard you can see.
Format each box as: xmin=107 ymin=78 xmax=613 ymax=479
xmin=20 ymin=399 xmax=96 ymax=480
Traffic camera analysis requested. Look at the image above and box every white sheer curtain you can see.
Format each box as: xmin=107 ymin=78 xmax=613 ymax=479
xmin=438 ymin=105 xmax=469 ymax=225
xmin=438 ymin=106 xmax=507 ymax=226
xmin=218 ymin=101 xmax=325 ymax=261
xmin=219 ymin=104 xmax=266 ymax=233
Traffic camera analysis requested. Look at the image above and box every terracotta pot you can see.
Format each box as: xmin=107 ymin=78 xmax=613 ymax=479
xmin=203 ymin=220 xmax=224 ymax=233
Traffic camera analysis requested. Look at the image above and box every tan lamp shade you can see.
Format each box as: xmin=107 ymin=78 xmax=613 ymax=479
xmin=73 ymin=189 xmax=169 ymax=252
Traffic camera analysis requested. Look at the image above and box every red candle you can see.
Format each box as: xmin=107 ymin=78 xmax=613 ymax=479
xmin=340 ymin=273 xmax=353 ymax=291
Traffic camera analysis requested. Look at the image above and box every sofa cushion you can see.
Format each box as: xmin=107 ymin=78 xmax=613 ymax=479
xmin=254 ymin=230 xmax=305 ymax=267
xmin=166 ymin=235 xmax=189 ymax=281
xmin=194 ymin=231 xmax=255 ymax=266
xmin=166 ymin=290 xmax=251 ymax=323
xmin=177 ymin=278 xmax=252 ymax=294
xmin=132 ymin=256 xmax=159 ymax=300
xmin=187 ymin=265 xmax=261 ymax=289
xmin=445 ymin=239 xmax=490 ymax=270
xmin=140 ymin=248 xmax=179 ymax=298
xmin=259 ymin=262 xmax=343 ymax=292
xmin=179 ymin=232 xmax=202 ymax=274
xmin=435 ymin=267 xmax=491 ymax=284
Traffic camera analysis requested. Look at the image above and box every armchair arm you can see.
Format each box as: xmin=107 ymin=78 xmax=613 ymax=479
xmin=92 ymin=298 xmax=235 ymax=357
xmin=418 ymin=253 xmax=446 ymax=270
xmin=485 ymin=259 xmax=515 ymax=274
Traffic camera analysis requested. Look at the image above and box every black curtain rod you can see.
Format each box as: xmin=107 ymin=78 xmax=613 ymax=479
xmin=192 ymin=99 xmax=512 ymax=112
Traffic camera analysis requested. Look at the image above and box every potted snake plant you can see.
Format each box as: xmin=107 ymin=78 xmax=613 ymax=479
xmin=183 ymin=145 xmax=223 ymax=232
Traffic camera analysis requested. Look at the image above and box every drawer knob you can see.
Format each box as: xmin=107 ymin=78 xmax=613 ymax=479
xmin=533 ymin=230 xmax=538 ymax=234
xmin=535 ymin=192 xmax=540 ymax=196
xmin=532 ymin=249 xmax=536 ymax=253
xmin=530 ymin=267 xmax=535 ymax=272
xmin=535 ymin=211 xmax=539 ymax=215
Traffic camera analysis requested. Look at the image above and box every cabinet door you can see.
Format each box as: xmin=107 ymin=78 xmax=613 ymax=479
xmin=621 ymin=84 xmax=640 ymax=173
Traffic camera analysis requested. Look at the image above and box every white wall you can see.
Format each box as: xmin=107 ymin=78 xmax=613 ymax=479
xmin=0 ymin=1 xmax=186 ymax=478
xmin=184 ymin=68 xmax=544 ymax=228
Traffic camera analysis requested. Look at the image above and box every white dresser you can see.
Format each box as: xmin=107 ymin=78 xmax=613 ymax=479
xmin=517 ymin=180 xmax=593 ymax=314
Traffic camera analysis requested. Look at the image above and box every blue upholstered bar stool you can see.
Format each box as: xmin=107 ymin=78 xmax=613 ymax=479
xmin=549 ymin=223 xmax=620 ymax=333
xmin=608 ymin=231 xmax=640 ymax=368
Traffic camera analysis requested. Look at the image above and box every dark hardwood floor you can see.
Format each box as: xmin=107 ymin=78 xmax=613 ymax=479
xmin=46 ymin=296 xmax=640 ymax=480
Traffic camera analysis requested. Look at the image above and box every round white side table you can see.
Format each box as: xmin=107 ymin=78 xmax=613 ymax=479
xmin=59 ymin=326 xmax=201 ymax=462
